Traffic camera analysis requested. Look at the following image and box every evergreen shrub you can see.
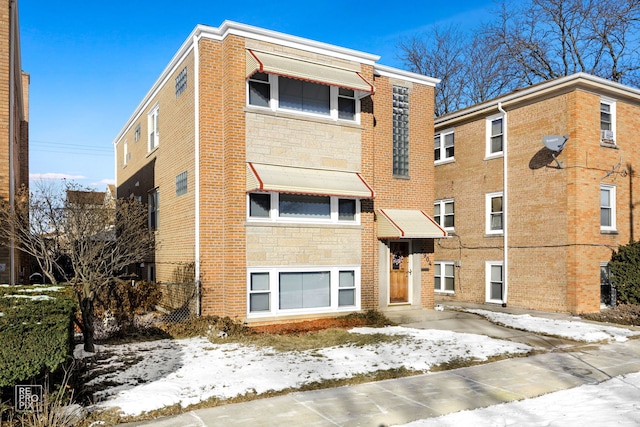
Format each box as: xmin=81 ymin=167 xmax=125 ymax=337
xmin=609 ymin=240 xmax=640 ymax=305
xmin=0 ymin=285 xmax=76 ymax=387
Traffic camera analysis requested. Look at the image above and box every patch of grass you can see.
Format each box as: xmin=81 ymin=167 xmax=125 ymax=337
xmin=223 ymin=328 xmax=406 ymax=352
xmin=580 ymin=304 xmax=640 ymax=326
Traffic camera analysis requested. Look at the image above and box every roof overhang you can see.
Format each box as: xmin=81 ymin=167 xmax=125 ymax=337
xmin=377 ymin=209 xmax=447 ymax=239
xmin=246 ymin=49 xmax=375 ymax=94
xmin=247 ymin=163 xmax=375 ymax=199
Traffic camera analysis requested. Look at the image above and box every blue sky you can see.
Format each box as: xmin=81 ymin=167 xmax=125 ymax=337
xmin=19 ymin=0 xmax=496 ymax=189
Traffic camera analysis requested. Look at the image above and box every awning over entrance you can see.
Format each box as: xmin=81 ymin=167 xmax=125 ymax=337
xmin=247 ymin=163 xmax=375 ymax=199
xmin=377 ymin=209 xmax=448 ymax=239
xmin=246 ymin=49 xmax=375 ymax=94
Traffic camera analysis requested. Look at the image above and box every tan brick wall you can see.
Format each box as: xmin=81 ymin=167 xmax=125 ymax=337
xmin=370 ymin=75 xmax=437 ymax=310
xmin=117 ymin=27 xmax=439 ymax=321
xmin=0 ymin=1 xmax=28 ymax=283
xmin=198 ymin=34 xmax=248 ymax=319
xmin=435 ymin=85 xmax=640 ymax=314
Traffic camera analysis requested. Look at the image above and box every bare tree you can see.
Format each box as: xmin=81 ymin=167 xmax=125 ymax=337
xmin=398 ymin=0 xmax=640 ymax=115
xmin=398 ymin=25 xmax=468 ymax=116
xmin=0 ymin=181 xmax=154 ymax=352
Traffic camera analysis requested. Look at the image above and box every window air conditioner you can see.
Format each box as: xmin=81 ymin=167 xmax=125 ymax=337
xmin=601 ymin=129 xmax=614 ymax=141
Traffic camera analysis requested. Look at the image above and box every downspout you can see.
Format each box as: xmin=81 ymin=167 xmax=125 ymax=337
xmin=8 ymin=0 xmax=16 ymax=285
xmin=193 ymin=33 xmax=201 ymax=315
xmin=498 ymin=102 xmax=508 ymax=305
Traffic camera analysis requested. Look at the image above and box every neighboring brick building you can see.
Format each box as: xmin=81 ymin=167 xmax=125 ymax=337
xmin=433 ymin=73 xmax=640 ymax=314
xmin=113 ymin=21 xmax=446 ymax=323
xmin=0 ymin=0 xmax=29 ymax=284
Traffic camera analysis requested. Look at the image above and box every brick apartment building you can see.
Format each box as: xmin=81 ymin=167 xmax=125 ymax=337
xmin=0 ymin=0 xmax=29 ymax=284
xmin=432 ymin=73 xmax=640 ymax=314
xmin=113 ymin=21 xmax=446 ymax=323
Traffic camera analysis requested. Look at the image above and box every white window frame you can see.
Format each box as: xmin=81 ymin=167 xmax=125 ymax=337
xmin=485 ymin=261 xmax=504 ymax=304
xmin=246 ymin=73 xmax=362 ymax=123
xmin=434 ymin=261 xmax=455 ymax=293
xmin=148 ymin=105 xmax=159 ymax=152
xmin=148 ymin=188 xmax=159 ymax=231
xmin=485 ymin=192 xmax=504 ymax=235
xmin=247 ymin=192 xmax=361 ymax=225
xmin=246 ymin=266 xmax=361 ymax=318
xmin=485 ymin=114 xmax=504 ymax=158
xmin=434 ymin=129 xmax=455 ymax=164
xmin=123 ymin=140 xmax=129 ymax=166
xmin=434 ymin=199 xmax=455 ymax=231
xmin=600 ymin=98 xmax=616 ymax=144
xmin=600 ymin=184 xmax=616 ymax=232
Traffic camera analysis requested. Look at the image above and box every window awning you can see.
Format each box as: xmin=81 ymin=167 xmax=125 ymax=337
xmin=377 ymin=209 xmax=448 ymax=239
xmin=247 ymin=163 xmax=375 ymax=199
xmin=246 ymin=49 xmax=374 ymax=94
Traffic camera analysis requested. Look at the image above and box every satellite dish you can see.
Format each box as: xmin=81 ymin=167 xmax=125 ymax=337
xmin=541 ymin=135 xmax=569 ymax=168
xmin=542 ymin=135 xmax=568 ymax=152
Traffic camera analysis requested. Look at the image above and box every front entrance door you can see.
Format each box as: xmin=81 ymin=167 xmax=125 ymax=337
xmin=390 ymin=241 xmax=410 ymax=303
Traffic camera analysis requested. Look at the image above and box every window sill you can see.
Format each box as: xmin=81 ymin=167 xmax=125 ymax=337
xmin=600 ymin=229 xmax=619 ymax=235
xmin=484 ymin=232 xmax=504 ymax=237
xmin=484 ymin=153 xmax=504 ymax=161
xmin=392 ymin=174 xmax=411 ymax=180
xmin=435 ymin=291 xmax=455 ymax=295
xmin=435 ymin=158 xmax=455 ymax=166
xmin=600 ymin=141 xmax=618 ymax=149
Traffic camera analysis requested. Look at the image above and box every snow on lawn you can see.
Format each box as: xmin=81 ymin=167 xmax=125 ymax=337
xmin=397 ymin=372 xmax=640 ymax=427
xmin=77 ymin=326 xmax=533 ymax=416
xmin=466 ymin=309 xmax=640 ymax=342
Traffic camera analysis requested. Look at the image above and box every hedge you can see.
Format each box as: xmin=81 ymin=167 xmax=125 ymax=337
xmin=0 ymin=284 xmax=76 ymax=387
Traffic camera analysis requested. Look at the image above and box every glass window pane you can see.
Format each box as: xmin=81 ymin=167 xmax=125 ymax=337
xmin=303 ymin=82 xmax=330 ymax=115
xmin=338 ymin=199 xmax=356 ymax=221
xmin=445 ymin=264 xmax=454 ymax=276
xmin=302 ymin=272 xmax=331 ymax=308
xmin=249 ymin=81 xmax=270 ymax=107
xmin=279 ymin=272 xmax=330 ymax=309
xmin=434 ymin=263 xmax=441 ymax=276
xmin=601 ymin=208 xmax=611 ymax=227
xmin=491 ymin=282 xmax=503 ymax=300
xmin=444 ymin=277 xmax=454 ymax=291
xmin=491 ymin=265 xmax=502 ymax=282
xmin=251 ymin=72 xmax=269 ymax=82
xmin=434 ymin=204 xmax=441 ymax=218
xmin=251 ymin=272 xmax=269 ymax=291
xmin=444 ymin=133 xmax=454 ymax=147
xmin=601 ymin=189 xmax=610 ymax=207
xmin=250 ymin=193 xmax=271 ymax=218
xmin=279 ymin=194 xmax=330 ymax=218
xmin=491 ymin=213 xmax=503 ymax=230
xmin=445 ymin=202 xmax=454 ymax=214
xmin=492 ymin=119 xmax=502 ymax=135
xmin=491 ymin=135 xmax=503 ymax=152
xmin=279 ymin=272 xmax=303 ymax=309
xmin=444 ymin=215 xmax=454 ymax=228
xmin=338 ymin=289 xmax=355 ymax=306
xmin=338 ymin=97 xmax=355 ymax=120
xmin=250 ymin=293 xmax=270 ymax=312
xmin=339 ymin=271 xmax=354 ymax=288
xmin=434 ymin=276 xmax=441 ymax=290
xmin=279 ymin=78 xmax=303 ymax=111
xmin=279 ymin=78 xmax=330 ymax=115
xmin=492 ymin=197 xmax=502 ymax=212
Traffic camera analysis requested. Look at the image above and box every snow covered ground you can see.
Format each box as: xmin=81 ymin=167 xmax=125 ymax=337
xmin=398 ymin=372 xmax=640 ymax=427
xmin=75 ymin=309 xmax=640 ymax=424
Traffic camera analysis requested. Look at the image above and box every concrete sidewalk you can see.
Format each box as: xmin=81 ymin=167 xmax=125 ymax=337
xmin=122 ymin=306 xmax=640 ymax=426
